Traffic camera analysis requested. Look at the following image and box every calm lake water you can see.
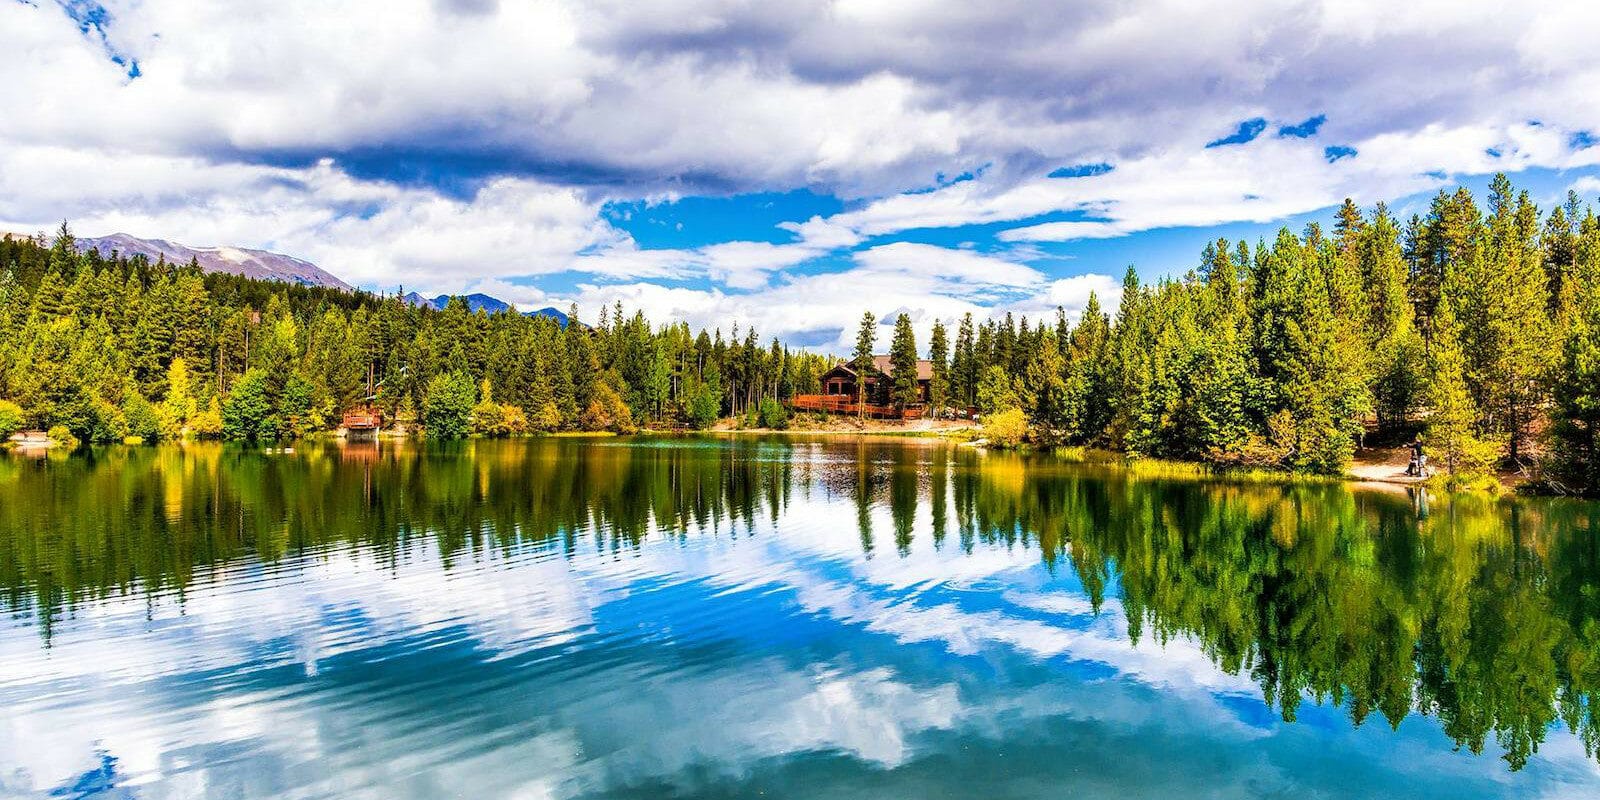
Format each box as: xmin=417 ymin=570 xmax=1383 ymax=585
xmin=2 ymin=436 xmax=1599 ymax=798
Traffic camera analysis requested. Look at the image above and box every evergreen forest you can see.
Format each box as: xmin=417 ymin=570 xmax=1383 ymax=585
xmin=3 ymin=173 xmax=1600 ymax=491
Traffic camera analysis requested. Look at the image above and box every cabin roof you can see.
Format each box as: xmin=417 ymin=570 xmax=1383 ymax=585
xmin=823 ymin=355 xmax=934 ymax=381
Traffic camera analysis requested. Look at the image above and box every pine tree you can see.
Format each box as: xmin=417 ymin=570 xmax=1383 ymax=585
xmin=424 ymin=371 xmax=476 ymax=439
xmin=1022 ymin=326 xmax=1071 ymax=443
xmin=222 ymin=368 xmax=277 ymax=441
xmin=1548 ymin=219 xmax=1600 ymax=493
xmin=1106 ymin=266 xmax=1146 ymax=449
xmin=1478 ymin=176 xmax=1551 ymax=465
xmin=1069 ymin=292 xmax=1112 ymax=444
xmin=889 ymin=314 xmax=919 ymax=409
xmin=1549 ymin=307 xmax=1600 ymax=494
xmin=853 ymin=310 xmax=877 ymax=415
xmin=928 ymin=318 xmax=949 ymax=418
xmin=1425 ymin=299 xmax=1497 ymax=479
xmin=952 ymin=312 xmax=976 ymax=408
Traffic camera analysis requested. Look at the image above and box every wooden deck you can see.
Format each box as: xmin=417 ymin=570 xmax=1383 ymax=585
xmin=788 ymin=395 xmax=924 ymax=420
xmin=341 ymin=410 xmax=382 ymax=432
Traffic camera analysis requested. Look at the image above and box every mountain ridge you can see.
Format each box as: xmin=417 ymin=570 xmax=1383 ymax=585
xmin=4 ymin=230 xmax=568 ymax=325
xmin=76 ymin=233 xmax=355 ymax=291
xmin=401 ymin=291 xmax=572 ymax=326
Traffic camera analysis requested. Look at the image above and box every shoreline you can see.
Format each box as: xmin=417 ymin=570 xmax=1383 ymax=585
xmin=7 ymin=426 xmax=1530 ymax=496
xmin=681 ymin=426 xmax=1519 ymax=494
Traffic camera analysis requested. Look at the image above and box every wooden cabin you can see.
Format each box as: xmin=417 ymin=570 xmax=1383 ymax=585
xmin=791 ymin=355 xmax=933 ymax=419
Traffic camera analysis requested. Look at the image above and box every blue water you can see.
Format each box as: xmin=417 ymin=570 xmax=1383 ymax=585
xmin=0 ymin=436 xmax=1596 ymax=798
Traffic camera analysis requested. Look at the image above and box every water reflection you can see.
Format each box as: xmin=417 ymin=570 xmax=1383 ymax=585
xmin=2 ymin=436 xmax=1599 ymax=797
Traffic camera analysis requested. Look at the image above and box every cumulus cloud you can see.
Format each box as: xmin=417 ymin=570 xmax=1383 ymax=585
xmin=4 ymin=0 xmax=1600 ymax=335
xmin=564 ymin=242 xmax=1112 ymax=352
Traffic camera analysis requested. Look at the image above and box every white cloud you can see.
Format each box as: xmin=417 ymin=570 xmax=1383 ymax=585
xmin=567 ymin=243 xmax=1110 ymax=352
xmin=5 ymin=0 xmax=1600 ymax=330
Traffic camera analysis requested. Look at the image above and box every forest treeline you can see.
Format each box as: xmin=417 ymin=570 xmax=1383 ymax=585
xmin=0 ymin=226 xmax=831 ymax=445
xmin=879 ymin=173 xmax=1600 ymax=491
xmin=3 ymin=172 xmax=1600 ymax=490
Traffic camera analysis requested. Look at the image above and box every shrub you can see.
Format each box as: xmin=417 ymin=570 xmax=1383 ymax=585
xmin=46 ymin=424 xmax=80 ymax=451
xmin=502 ymin=405 xmax=529 ymax=436
xmin=583 ymin=381 xmax=635 ymax=433
xmin=123 ymin=390 xmax=163 ymax=441
xmin=757 ymin=397 xmax=789 ymax=429
xmin=471 ymin=398 xmax=509 ymax=437
xmin=222 ymin=369 xmax=279 ymax=441
xmin=532 ymin=402 xmax=563 ymax=432
xmin=190 ymin=398 xmax=225 ymax=439
xmin=424 ymin=371 xmax=476 ymax=439
xmin=687 ymin=384 xmax=720 ymax=430
xmin=155 ymin=402 xmax=185 ymax=440
xmin=89 ymin=396 xmax=129 ymax=443
xmin=581 ymin=399 xmax=612 ymax=431
xmin=0 ymin=400 xmax=23 ymax=441
xmin=983 ymin=407 xmax=1028 ymax=449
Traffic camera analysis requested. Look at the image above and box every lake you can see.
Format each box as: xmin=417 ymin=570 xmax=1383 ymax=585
xmin=2 ymin=436 xmax=1598 ymax=798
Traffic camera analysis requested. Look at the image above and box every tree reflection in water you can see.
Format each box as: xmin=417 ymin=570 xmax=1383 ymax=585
xmin=2 ymin=436 xmax=1597 ymax=771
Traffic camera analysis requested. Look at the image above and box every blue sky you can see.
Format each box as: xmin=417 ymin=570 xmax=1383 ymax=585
xmin=5 ymin=1 xmax=1600 ymax=350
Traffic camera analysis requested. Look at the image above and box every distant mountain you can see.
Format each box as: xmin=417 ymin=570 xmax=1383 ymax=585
xmin=401 ymin=292 xmax=513 ymax=314
xmin=6 ymin=230 xmax=575 ymax=324
xmin=400 ymin=294 xmax=575 ymax=327
xmin=526 ymin=306 xmax=572 ymax=327
xmin=76 ymin=233 xmax=353 ymax=291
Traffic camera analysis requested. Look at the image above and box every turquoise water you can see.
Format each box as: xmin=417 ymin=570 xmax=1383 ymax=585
xmin=2 ymin=436 xmax=1598 ymax=798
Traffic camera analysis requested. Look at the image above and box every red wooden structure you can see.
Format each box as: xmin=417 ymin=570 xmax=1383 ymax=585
xmin=341 ymin=363 xmax=387 ymax=435
xmin=788 ymin=394 xmax=925 ymax=420
xmin=342 ymin=409 xmax=382 ymax=431
xmin=793 ymin=355 xmax=931 ymax=420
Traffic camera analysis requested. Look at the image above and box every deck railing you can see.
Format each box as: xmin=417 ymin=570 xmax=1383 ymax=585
xmin=788 ymin=395 xmax=924 ymax=420
xmin=341 ymin=412 xmax=382 ymax=430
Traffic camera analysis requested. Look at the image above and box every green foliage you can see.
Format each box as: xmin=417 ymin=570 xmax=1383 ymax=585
xmin=888 ymin=314 xmax=919 ymax=408
xmin=757 ymin=397 xmax=789 ymax=429
xmin=976 ymin=365 xmax=1018 ymax=414
xmin=983 ymin=406 xmax=1028 ymax=449
xmin=0 ymin=231 xmax=832 ymax=445
xmin=0 ymin=400 xmax=22 ymax=441
xmin=532 ymin=402 xmax=563 ymax=433
xmin=45 ymin=424 xmax=79 ymax=450
xmin=1021 ymin=322 xmax=1072 ymax=444
xmin=280 ymin=373 xmax=319 ymax=439
xmin=424 ymin=371 xmax=476 ymax=439
xmin=470 ymin=380 xmax=514 ymax=437
xmin=471 ymin=399 xmax=508 ymax=437
xmin=687 ymin=379 xmax=721 ymax=430
xmin=122 ymin=389 xmax=162 ymax=441
xmin=1546 ymin=237 xmax=1600 ymax=493
xmin=162 ymin=358 xmax=197 ymax=433
xmin=7 ymin=174 xmax=1600 ymax=482
xmin=852 ymin=311 xmax=877 ymax=412
xmin=1426 ymin=301 xmax=1498 ymax=479
xmin=88 ymin=395 xmax=128 ymax=443
xmin=928 ymin=319 xmax=949 ymax=416
xmin=191 ymin=398 xmax=224 ymax=440
xmin=222 ymin=369 xmax=278 ymax=441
